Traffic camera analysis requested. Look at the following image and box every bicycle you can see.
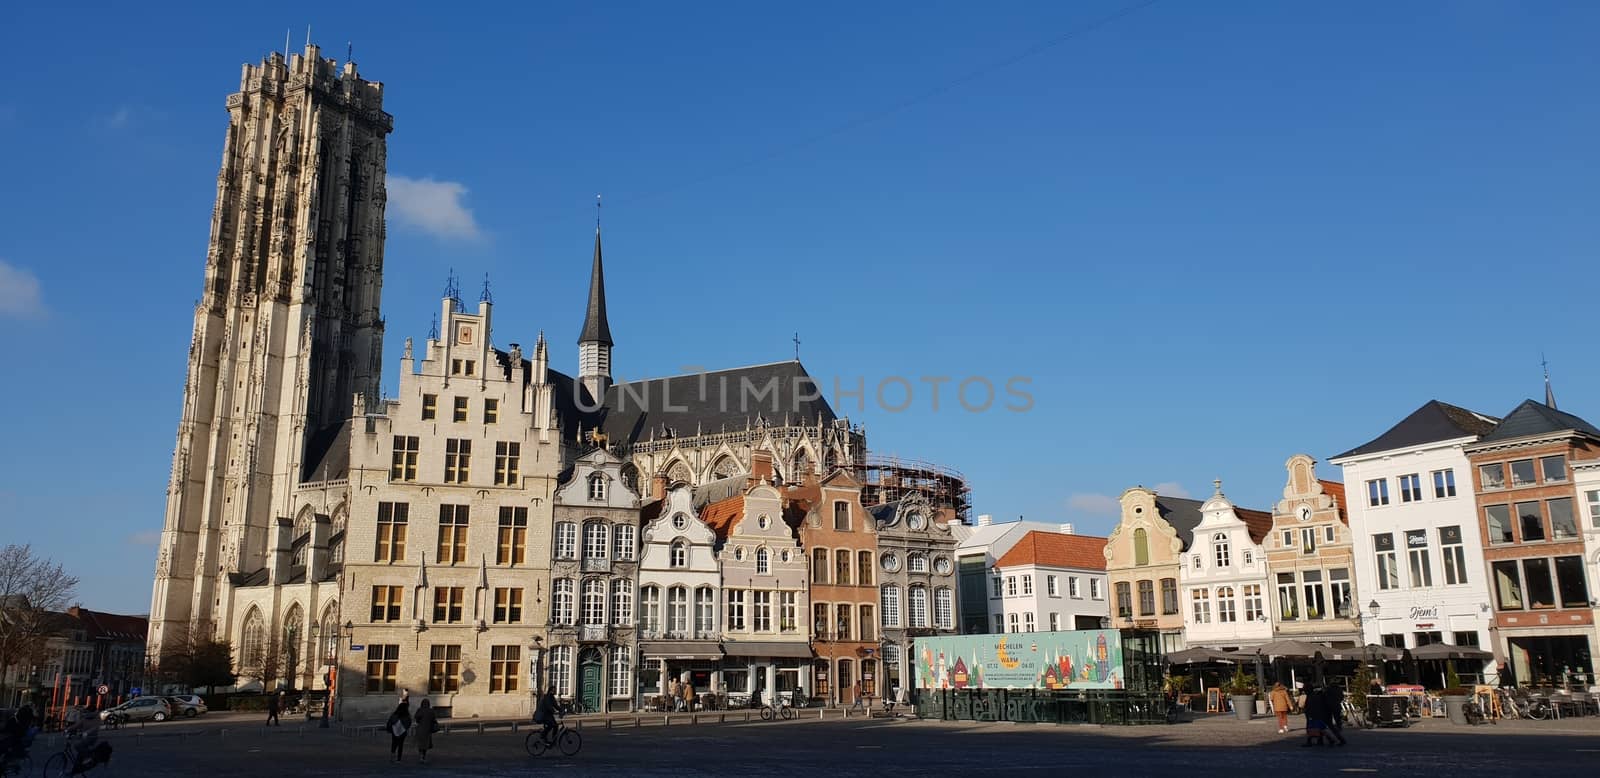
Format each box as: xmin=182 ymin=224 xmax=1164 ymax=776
xmin=1522 ymin=696 xmax=1552 ymax=721
xmin=43 ymin=733 xmax=113 ymax=777
xmin=1462 ymin=699 xmax=1485 ymax=725
xmin=1341 ymin=700 xmax=1369 ymax=729
xmin=760 ymin=699 xmax=797 ymax=721
xmin=523 ymin=717 xmax=581 ymax=758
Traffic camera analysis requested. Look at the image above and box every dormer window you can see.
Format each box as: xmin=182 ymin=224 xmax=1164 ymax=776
xmin=588 ymin=474 xmax=607 ymax=502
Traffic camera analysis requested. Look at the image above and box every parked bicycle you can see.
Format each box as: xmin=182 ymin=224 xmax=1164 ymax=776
xmin=760 ymin=699 xmax=797 ymax=721
xmin=523 ymin=716 xmax=582 ymax=758
xmin=43 ymin=732 xmax=113 ymax=777
xmin=1341 ymin=699 xmax=1369 ymax=729
xmin=1462 ymin=699 xmax=1485 ymax=725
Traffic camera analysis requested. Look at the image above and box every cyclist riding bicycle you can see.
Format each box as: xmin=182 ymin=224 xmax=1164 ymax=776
xmin=532 ymin=686 xmax=561 ymax=745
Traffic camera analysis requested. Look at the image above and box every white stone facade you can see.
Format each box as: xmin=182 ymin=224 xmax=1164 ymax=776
xmin=637 ymin=486 xmax=723 ymax=703
xmin=1179 ymin=487 xmax=1273 ymax=650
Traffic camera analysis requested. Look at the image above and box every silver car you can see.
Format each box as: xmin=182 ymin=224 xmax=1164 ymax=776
xmin=164 ymin=695 xmax=207 ymax=718
xmin=100 ymin=696 xmax=172 ymax=724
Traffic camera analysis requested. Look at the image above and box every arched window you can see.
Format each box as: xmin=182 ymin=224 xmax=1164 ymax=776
xmin=240 ymin=607 xmax=265 ymax=675
xmin=640 ymin=586 xmax=661 ymax=632
xmin=582 ymin=578 xmax=606 ymax=625
xmin=552 ymin=579 xmax=575 ymax=625
xmin=583 ymin=521 xmax=609 ymax=560
xmin=611 ymin=579 xmax=633 ymax=625
xmin=881 ymin=585 xmax=901 ymax=628
xmin=908 ymin=587 xmax=929 ymax=628
xmin=620 ymin=464 xmax=639 ymax=495
xmin=711 ymin=456 xmax=737 ymax=480
xmin=908 ymin=553 xmax=928 ymax=573
xmin=667 ymin=586 xmax=688 ymax=633
xmin=670 ymin=541 xmax=688 ymax=568
xmin=756 ymin=547 xmax=770 ymax=575
xmin=282 ymin=603 xmax=304 ymax=677
xmin=1133 ymin=528 xmax=1149 ymax=566
xmin=613 ymin=525 xmax=636 ymax=561
xmin=665 ymin=460 xmax=693 ymax=484
xmin=608 ymin=645 xmax=631 ymax=698
xmin=588 ymin=474 xmax=607 ymax=501
xmin=319 ymin=604 xmax=339 ymax=663
xmin=1213 ymin=533 xmax=1230 ymax=568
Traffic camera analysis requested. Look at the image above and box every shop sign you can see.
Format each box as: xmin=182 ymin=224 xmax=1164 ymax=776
xmin=913 ymin=629 xmax=1125 ymax=691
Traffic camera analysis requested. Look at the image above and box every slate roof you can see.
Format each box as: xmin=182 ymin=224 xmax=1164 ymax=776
xmin=69 ymin=608 xmax=148 ymax=642
xmin=299 ymin=420 xmax=352 ymax=483
xmin=1332 ymin=400 xmax=1500 ymax=460
xmin=994 ymin=531 xmax=1108 ymax=571
xmin=572 ymin=360 xmax=839 ymax=446
xmin=1478 ymin=399 xmax=1600 ymax=444
xmin=1155 ymin=496 xmax=1207 ymax=551
xmin=578 ymin=229 xmax=612 ymax=346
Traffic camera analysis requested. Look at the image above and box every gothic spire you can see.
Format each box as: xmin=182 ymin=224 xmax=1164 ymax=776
xmin=578 ymin=225 xmax=613 ymax=346
xmin=1543 ymin=353 xmax=1558 ymax=409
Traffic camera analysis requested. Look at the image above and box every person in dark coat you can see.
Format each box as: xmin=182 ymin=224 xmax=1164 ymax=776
xmin=1301 ymin=686 xmax=1328 ymax=747
xmin=1322 ymin=685 xmax=1348 ymax=746
xmin=386 ymin=700 xmax=412 ymax=763
xmin=533 ymin=687 xmax=560 ymax=745
xmin=266 ymin=691 xmax=281 ymax=726
xmin=413 ymin=699 xmax=436 ymax=764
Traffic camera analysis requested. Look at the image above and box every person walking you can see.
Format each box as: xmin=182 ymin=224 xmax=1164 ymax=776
xmin=1301 ymin=686 xmax=1328 ymax=747
xmin=669 ymin=678 xmax=682 ymax=712
xmin=386 ymin=700 xmax=412 ymax=763
xmin=1322 ymin=685 xmax=1348 ymax=746
xmin=682 ymin=680 xmax=695 ymax=713
xmin=413 ymin=699 xmax=437 ymax=764
xmin=266 ymin=691 xmax=281 ymax=726
xmin=1269 ymin=683 xmax=1292 ymax=734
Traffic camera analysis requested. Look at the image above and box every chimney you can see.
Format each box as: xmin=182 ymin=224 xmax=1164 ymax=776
xmin=651 ymin=473 xmax=669 ymax=501
xmin=751 ymin=450 xmax=774 ymax=484
xmin=977 ymin=514 xmax=993 ymax=527
xmin=1059 ymin=523 xmax=1074 ymax=535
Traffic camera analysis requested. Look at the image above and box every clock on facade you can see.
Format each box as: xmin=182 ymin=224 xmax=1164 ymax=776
xmin=933 ymin=556 xmax=952 ymax=575
xmin=1297 ymin=506 xmax=1312 ymax=522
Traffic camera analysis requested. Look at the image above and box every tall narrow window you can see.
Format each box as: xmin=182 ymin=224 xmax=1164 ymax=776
xmin=611 ymin=579 xmax=634 ymax=626
xmin=1541 ymin=455 xmax=1567 ymax=483
xmin=1300 ymin=526 xmax=1317 ymax=555
xmin=882 ymin=585 xmax=901 ymax=628
xmin=1161 ymin=578 xmax=1178 ymax=615
xmin=497 ymin=507 xmax=527 ymax=565
xmin=1493 ymin=562 xmax=1522 ymax=610
xmin=1023 ymin=613 xmax=1035 ymax=633
xmin=1216 ymin=586 xmax=1236 ymax=623
xmin=1133 ymin=528 xmax=1149 ymax=566
xmin=1330 ymin=569 xmax=1352 ymax=616
xmin=1213 ymin=533 xmax=1230 ymax=568
xmin=909 ymin=586 xmax=929 ymax=628
xmin=779 ymin=591 xmax=797 ymax=632
xmin=1366 ymin=478 xmax=1390 ymax=507
xmin=583 ymin=521 xmax=610 ymax=560
xmin=489 ymin=645 xmax=520 ymax=693
xmin=453 ymin=396 xmax=469 ymax=422
xmin=1440 ymin=525 xmax=1467 ymax=585
xmin=548 ymin=646 xmax=573 ymax=696
xmin=833 ymin=501 xmax=850 ymax=531
xmin=608 ymin=646 xmax=632 ymax=698
xmin=1548 ymin=497 xmax=1577 ymax=540
xmin=756 ymin=547 xmax=770 ymax=575
xmin=1115 ymin=582 xmax=1131 ymax=617
xmin=640 ymin=586 xmax=661 ymax=632
xmin=812 ymin=548 xmax=829 ymax=584
xmin=1588 ymin=490 xmax=1600 ymax=529
xmin=670 ymin=541 xmax=688 ymax=568
xmin=1242 ymin=584 xmax=1264 ymax=622
xmin=431 ymin=587 xmax=464 ymax=623
xmin=934 ymin=588 xmax=954 ymax=630
xmin=1137 ymin=580 xmax=1154 ymax=616
xmin=835 ymin=550 xmax=851 ymax=585
xmin=390 ymin=436 xmax=419 ymax=481
xmin=1191 ymin=589 xmax=1211 ymax=624
xmin=483 ymin=398 xmax=499 ymax=424
xmin=588 ymin=474 xmax=607 ymax=502
xmin=428 ymin=645 xmax=462 ymax=693
xmin=552 ymin=579 xmax=574 ymax=625
xmin=1398 ymin=473 xmax=1422 ymax=503
xmin=1276 ymin=573 xmax=1299 ymax=620
xmin=582 ymin=578 xmax=606 ymax=625
xmin=1516 ymin=501 xmax=1544 ymax=542
xmin=421 ymin=394 xmax=437 ymax=421
xmin=859 ymin=604 xmax=875 ymax=640
xmin=375 ymin=502 xmax=408 ymax=562
xmin=1022 ymin=575 xmax=1034 ymax=595
xmin=754 ymin=592 xmax=774 ymax=632
xmin=494 ymin=442 xmax=520 ymax=486
xmin=858 ymin=550 xmax=873 ymax=586
xmin=1523 ymin=558 xmax=1555 ymax=609
xmin=1554 ymin=556 xmax=1589 ymax=608
xmin=813 ymin=602 xmax=829 ymax=638
xmin=1301 ymin=570 xmax=1325 ymax=619
xmin=554 ymin=522 xmax=577 ymax=559
xmin=444 ymin=439 xmax=471 ymax=483
xmin=1406 ymin=529 xmax=1432 ymax=588
xmin=613 ymin=525 xmax=636 ymax=560
xmin=437 ymin=504 xmax=468 ymax=564
xmin=667 ymin=586 xmax=688 ymax=633
xmin=726 ymin=589 xmax=746 ymax=631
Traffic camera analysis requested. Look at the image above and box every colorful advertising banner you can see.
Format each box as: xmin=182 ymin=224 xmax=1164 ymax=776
xmin=913 ymin=630 xmax=1125 ymax=691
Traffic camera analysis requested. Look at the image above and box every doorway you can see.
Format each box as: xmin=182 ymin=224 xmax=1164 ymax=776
xmin=579 ymin=649 xmax=604 ymax=712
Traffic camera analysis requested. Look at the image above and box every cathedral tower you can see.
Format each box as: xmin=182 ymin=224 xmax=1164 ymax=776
xmin=148 ymin=45 xmax=393 ymax=659
xmin=577 ymin=227 xmax=613 ymax=402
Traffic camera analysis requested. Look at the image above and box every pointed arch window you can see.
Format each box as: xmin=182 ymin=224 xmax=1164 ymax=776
xmin=240 ymin=608 xmax=265 ymax=676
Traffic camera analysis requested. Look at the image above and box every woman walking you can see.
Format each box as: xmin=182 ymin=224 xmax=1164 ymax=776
xmin=413 ymin=699 xmax=437 ymax=764
xmin=386 ymin=700 xmax=412 ymax=764
xmin=1270 ymin=683 xmax=1292 ymax=734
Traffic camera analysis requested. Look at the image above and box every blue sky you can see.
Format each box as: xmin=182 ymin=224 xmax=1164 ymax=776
xmin=1 ymin=1 xmax=1596 ymax=614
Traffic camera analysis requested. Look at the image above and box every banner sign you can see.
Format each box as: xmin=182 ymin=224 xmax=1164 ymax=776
xmin=913 ymin=629 xmax=1125 ymax=691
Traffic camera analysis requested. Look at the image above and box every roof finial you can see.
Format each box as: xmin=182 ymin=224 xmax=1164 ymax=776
xmin=1543 ymin=352 xmax=1558 ymax=409
xmin=793 ymin=332 xmax=801 ymax=361
xmin=480 ymin=273 xmax=493 ymax=304
xmin=1213 ymin=478 xmax=1223 ymax=496
xmin=429 ymin=313 xmax=439 ymax=340
xmin=596 ymin=193 xmax=602 ymax=231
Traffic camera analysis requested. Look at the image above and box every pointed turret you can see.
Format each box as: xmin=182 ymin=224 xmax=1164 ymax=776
xmin=1544 ymin=357 xmax=1558 ymax=409
xmin=578 ymin=227 xmax=613 ymax=401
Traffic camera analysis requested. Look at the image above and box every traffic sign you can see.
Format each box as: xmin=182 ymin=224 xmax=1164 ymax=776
xmin=129 ymin=687 xmax=142 ymax=697
xmin=97 ymin=685 xmax=109 ymax=695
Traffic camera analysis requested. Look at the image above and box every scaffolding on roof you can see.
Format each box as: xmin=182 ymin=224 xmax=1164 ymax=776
xmin=850 ymin=455 xmax=971 ymax=523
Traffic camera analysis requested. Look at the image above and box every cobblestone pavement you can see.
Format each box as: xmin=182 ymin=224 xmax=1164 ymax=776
xmin=21 ymin=712 xmax=1600 ymax=777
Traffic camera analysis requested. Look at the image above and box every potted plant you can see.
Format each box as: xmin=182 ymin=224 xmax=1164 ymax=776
xmin=1440 ymin=664 xmax=1471 ymax=724
xmin=1222 ymin=666 xmax=1257 ymax=723
xmin=1351 ymin=664 xmax=1373 ymax=710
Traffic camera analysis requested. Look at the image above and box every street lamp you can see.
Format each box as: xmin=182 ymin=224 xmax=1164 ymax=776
xmin=1099 ymin=616 xmax=1111 ymax=630
xmin=1367 ymin=600 xmax=1380 ymax=618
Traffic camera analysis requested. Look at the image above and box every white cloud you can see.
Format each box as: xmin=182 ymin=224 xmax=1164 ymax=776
xmin=387 ymin=175 xmax=482 ymax=240
xmin=1153 ymin=481 xmax=1191 ymax=499
xmin=1066 ymin=493 xmax=1119 ymax=517
xmin=0 ymin=259 xmax=45 ymax=318
xmin=125 ymin=530 xmax=161 ymax=547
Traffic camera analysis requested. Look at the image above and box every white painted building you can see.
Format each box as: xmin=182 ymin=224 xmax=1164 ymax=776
xmin=1574 ymin=459 xmax=1600 ymax=660
xmin=1179 ymin=482 xmax=1274 ymax=650
xmin=636 ymin=484 xmax=723 ymax=706
xmin=1331 ymin=400 xmax=1500 ymax=673
xmin=989 ymin=527 xmax=1110 ymax=635
xmin=953 ymin=516 xmax=1065 ymax=634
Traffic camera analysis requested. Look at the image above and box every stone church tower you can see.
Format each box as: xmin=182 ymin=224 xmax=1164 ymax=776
xmin=148 ymin=45 xmax=393 ymax=660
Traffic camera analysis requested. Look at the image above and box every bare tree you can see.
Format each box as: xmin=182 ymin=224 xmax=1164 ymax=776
xmin=0 ymin=544 xmax=79 ymax=703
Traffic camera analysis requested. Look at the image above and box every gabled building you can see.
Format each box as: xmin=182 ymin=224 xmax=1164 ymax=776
xmin=549 ymin=448 xmax=642 ymax=713
xmin=1464 ymin=399 xmax=1600 ymax=685
xmin=870 ymin=492 xmax=959 ymax=700
xmin=637 ymin=483 xmax=723 ymax=705
xmin=789 ymin=471 xmax=880 ymax=704
xmin=704 ymin=452 xmax=811 ymax=704
xmin=1263 ymin=455 xmax=1360 ymax=647
xmin=990 ymin=528 xmax=1109 ymax=635
xmin=952 ymin=516 xmax=1064 ymax=634
xmin=1179 ymin=482 xmax=1274 ymax=650
xmin=1105 ymin=488 xmax=1203 ymax=652
xmin=1331 ymin=400 xmax=1500 ymax=667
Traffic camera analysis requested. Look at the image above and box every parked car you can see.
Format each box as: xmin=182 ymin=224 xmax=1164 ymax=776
xmin=100 ymin=696 xmax=172 ymax=724
xmin=164 ymin=695 xmax=207 ymax=718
